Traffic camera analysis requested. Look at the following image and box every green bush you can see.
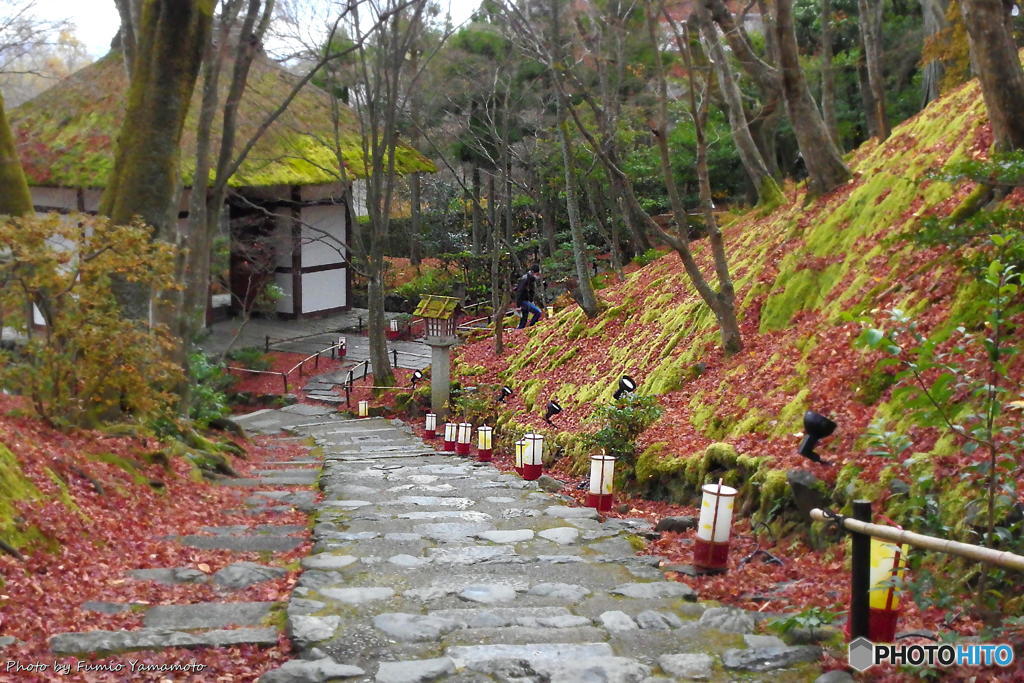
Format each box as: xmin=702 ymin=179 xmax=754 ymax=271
xmin=225 ymin=346 xmax=271 ymax=370
xmin=583 ymin=393 xmax=663 ymax=478
xmin=187 ymin=353 xmax=234 ymax=426
xmin=632 ymin=248 xmax=667 ymax=268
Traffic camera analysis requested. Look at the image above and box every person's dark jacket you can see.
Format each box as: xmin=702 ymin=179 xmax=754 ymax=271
xmin=514 ymin=272 xmax=536 ymax=305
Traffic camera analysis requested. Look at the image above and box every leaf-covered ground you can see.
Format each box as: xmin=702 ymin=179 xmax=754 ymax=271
xmin=0 ymin=393 xmax=311 ymax=681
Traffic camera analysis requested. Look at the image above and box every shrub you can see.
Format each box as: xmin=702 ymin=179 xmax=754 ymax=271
xmin=225 ymin=346 xmax=271 ymax=370
xmin=632 ymin=248 xmax=666 ymax=267
xmin=0 ymin=213 xmax=182 ymax=428
xmin=583 ymin=393 xmax=663 ymax=479
xmin=188 ymin=353 xmax=234 ymax=426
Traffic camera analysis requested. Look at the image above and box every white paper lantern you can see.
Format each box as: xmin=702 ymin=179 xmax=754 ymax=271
xmin=586 ymin=454 xmax=615 ymax=511
xmin=476 ymin=426 xmax=493 ymax=462
xmin=443 ymin=422 xmax=458 ymax=451
xmin=456 ymin=422 xmax=472 ymax=455
xmin=390 ymin=318 xmax=399 ymax=332
xmin=424 ymin=413 xmax=437 ymax=437
xmin=357 ymin=400 xmax=369 ymax=417
xmin=522 ymin=433 xmax=544 ymax=480
xmin=514 ymin=439 xmax=526 ymax=471
xmin=693 ymin=483 xmax=737 ymax=570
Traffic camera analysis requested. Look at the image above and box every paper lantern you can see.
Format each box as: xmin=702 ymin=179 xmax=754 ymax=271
xmin=692 ymin=483 xmax=737 ymax=571
xmin=456 ymin=422 xmax=472 ymax=455
xmin=424 ymin=413 xmax=437 ymax=439
xmin=514 ymin=439 xmax=526 ymax=476
xmin=867 ymin=537 xmax=908 ymax=642
xmin=522 ymin=432 xmax=544 ymax=481
xmin=337 ymin=337 xmax=347 ymax=357
xmin=476 ymin=425 xmax=493 ymax=462
xmin=586 ymin=454 xmax=615 ymax=511
xmin=390 ymin=318 xmax=399 ymax=332
xmin=545 ymin=305 xmax=554 ymax=317
xmin=442 ymin=422 xmax=457 ymax=452
xmin=357 ymin=400 xmax=369 ymax=418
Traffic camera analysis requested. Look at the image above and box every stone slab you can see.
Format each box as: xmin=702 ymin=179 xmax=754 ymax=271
xmin=143 ymin=601 xmax=276 ymax=630
xmin=49 ymin=627 xmax=279 ymax=655
xmin=176 ymin=535 xmax=304 ymax=552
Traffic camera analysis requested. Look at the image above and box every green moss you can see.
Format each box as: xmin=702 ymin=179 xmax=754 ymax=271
xmin=760 ymin=263 xmax=842 ymax=332
xmin=0 ymin=443 xmax=45 ymax=550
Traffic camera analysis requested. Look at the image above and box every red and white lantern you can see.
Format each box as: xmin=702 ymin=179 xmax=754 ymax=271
xmin=390 ymin=318 xmax=399 ymax=332
xmin=514 ymin=439 xmax=526 ymax=476
xmin=693 ymin=482 xmax=737 ymax=571
xmin=456 ymin=423 xmax=472 ymax=455
xmin=337 ymin=337 xmax=347 ymax=357
xmin=442 ymin=422 xmax=457 ymax=452
xmin=424 ymin=413 xmax=437 ymax=439
xmin=357 ymin=400 xmax=369 ymax=418
xmin=585 ymin=454 xmax=615 ymax=511
xmin=476 ymin=425 xmax=493 ymax=462
xmin=522 ymin=433 xmax=544 ymax=481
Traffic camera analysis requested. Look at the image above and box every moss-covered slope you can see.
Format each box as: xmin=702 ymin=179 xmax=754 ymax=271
xmin=453 ymin=73 xmax=1006 ymax=521
xmin=9 ymin=52 xmax=435 ymax=189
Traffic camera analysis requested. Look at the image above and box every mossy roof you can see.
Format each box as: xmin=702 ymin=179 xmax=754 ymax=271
xmin=9 ymin=51 xmax=435 ymax=189
xmin=413 ymin=295 xmax=460 ymax=319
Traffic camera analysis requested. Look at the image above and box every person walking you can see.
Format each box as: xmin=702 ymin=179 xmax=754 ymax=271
xmin=515 ymin=264 xmax=543 ymax=328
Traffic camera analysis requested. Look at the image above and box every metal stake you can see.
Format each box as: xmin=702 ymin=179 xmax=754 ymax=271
xmin=850 ymin=500 xmax=872 ymax=640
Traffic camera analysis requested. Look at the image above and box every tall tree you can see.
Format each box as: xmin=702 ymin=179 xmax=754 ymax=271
xmin=857 ymin=0 xmax=889 ymax=139
xmin=694 ymin=4 xmax=783 ymax=206
xmin=774 ymin=0 xmax=850 ymax=195
xmin=920 ymin=0 xmax=948 ymax=105
xmin=960 ymin=0 xmax=1024 ymax=151
xmin=0 ymin=91 xmax=30 ymax=216
xmin=100 ymin=0 xmax=213 ymax=320
xmin=820 ymin=0 xmax=840 ymax=146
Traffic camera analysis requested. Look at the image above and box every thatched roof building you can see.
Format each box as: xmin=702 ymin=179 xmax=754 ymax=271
xmin=10 ymin=51 xmax=433 ymax=319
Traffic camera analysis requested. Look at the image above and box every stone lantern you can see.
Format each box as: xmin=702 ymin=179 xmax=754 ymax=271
xmin=412 ymin=295 xmax=461 ymax=420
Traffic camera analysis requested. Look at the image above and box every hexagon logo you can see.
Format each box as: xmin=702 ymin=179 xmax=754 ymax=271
xmin=848 ymin=637 xmax=875 ymax=672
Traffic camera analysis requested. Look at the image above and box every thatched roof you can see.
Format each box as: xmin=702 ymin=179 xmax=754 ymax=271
xmin=10 ymin=52 xmax=434 ymax=189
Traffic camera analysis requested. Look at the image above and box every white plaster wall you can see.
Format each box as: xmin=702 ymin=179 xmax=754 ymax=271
xmin=31 ymin=187 xmax=77 ymax=211
xmin=274 ymin=271 xmax=294 ymax=314
xmin=300 ymin=204 xmax=346 ymax=268
xmin=301 ymin=268 xmax=346 ymax=313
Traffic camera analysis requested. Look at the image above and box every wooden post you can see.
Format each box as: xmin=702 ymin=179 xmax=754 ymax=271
xmin=850 ymin=500 xmax=872 ymax=640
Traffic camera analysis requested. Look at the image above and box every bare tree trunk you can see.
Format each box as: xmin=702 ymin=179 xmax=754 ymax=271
xmin=0 ymin=92 xmax=32 ymax=216
xmin=471 ymin=163 xmax=482 ymax=254
xmin=774 ymin=0 xmax=850 ymax=196
xmin=920 ymin=0 xmax=948 ymax=106
xmin=556 ymin=110 xmax=600 ymax=318
xmin=821 ymin=0 xmax=840 ymax=146
xmin=541 ymin=193 xmax=558 ymax=258
xmin=960 ymin=0 xmax=1024 ymax=151
xmin=410 ymin=172 xmax=421 ymax=265
xmin=695 ymin=6 xmax=783 ymax=206
xmin=113 ymin=0 xmax=144 ymax=75
xmin=100 ymin=0 xmax=212 ymax=321
xmin=857 ymin=0 xmax=889 ymax=139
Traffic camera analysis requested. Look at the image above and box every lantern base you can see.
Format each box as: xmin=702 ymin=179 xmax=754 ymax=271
xmin=455 ymin=443 xmax=471 ymax=456
xmin=692 ymin=538 xmax=730 ymax=570
xmin=513 ymin=466 xmax=523 ymax=476
xmin=845 ymin=608 xmax=900 ymax=643
xmin=522 ymin=463 xmax=542 ymax=481
xmin=585 ymin=493 xmax=614 ymax=511
xmin=442 ymin=440 xmax=456 ymax=452
xmin=425 ymin=430 xmax=436 ymax=439
xmin=477 ymin=449 xmax=492 ymax=462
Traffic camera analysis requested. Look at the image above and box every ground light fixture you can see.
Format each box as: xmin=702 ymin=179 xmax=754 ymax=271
xmin=443 ymin=422 xmax=457 ymax=452
xmin=357 ymin=400 xmax=369 ymax=418
xmin=799 ymin=410 xmax=837 ymax=464
xmin=514 ymin=439 xmax=526 ymax=476
xmin=456 ymin=422 xmax=472 ymax=455
xmin=692 ymin=481 xmax=737 ymax=572
xmin=424 ymin=413 xmax=437 ymax=439
xmin=586 ymin=453 xmax=615 ymax=512
xmin=497 ymin=386 xmax=513 ymax=403
xmin=544 ymin=400 xmax=562 ymax=424
xmin=411 ymin=370 xmax=424 ymax=386
xmin=477 ymin=425 xmax=493 ymax=462
xmin=522 ymin=433 xmax=544 ymax=480
xmin=613 ymin=376 xmax=637 ymax=400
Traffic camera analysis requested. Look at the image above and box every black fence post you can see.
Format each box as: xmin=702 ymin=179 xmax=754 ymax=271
xmin=344 ymin=384 xmax=350 ymax=406
xmin=850 ymin=500 xmax=872 ymax=640
xmin=393 ymin=348 xmax=398 ymax=368
xmin=265 ymin=335 xmax=270 ymax=352
xmin=358 ymin=316 xmax=363 ymax=332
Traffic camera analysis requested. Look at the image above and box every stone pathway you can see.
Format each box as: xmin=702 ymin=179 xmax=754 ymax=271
xmin=44 ymin=404 xmax=337 ymax=660
xmin=235 ymin=409 xmax=832 ymax=683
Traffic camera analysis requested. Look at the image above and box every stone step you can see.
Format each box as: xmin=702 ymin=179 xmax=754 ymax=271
xmin=49 ymin=627 xmax=279 ymax=655
xmin=143 ymin=601 xmax=278 ymax=630
xmin=175 ymin=534 xmax=304 ymax=552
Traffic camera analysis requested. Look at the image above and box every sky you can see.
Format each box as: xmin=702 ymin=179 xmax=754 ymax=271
xmin=29 ymin=0 xmax=481 ymax=59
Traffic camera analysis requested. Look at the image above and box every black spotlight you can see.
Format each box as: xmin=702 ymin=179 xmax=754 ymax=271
xmin=497 ymin=385 xmax=513 ymax=402
xmin=545 ymin=400 xmax=562 ymax=424
xmin=799 ymin=411 xmax=837 ymax=465
xmin=411 ymin=370 xmax=424 ymax=386
xmin=613 ymin=375 xmax=637 ymax=400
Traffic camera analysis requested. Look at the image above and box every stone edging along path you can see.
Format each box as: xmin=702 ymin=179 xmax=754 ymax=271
xmin=236 ymin=408 xmax=837 ymax=683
